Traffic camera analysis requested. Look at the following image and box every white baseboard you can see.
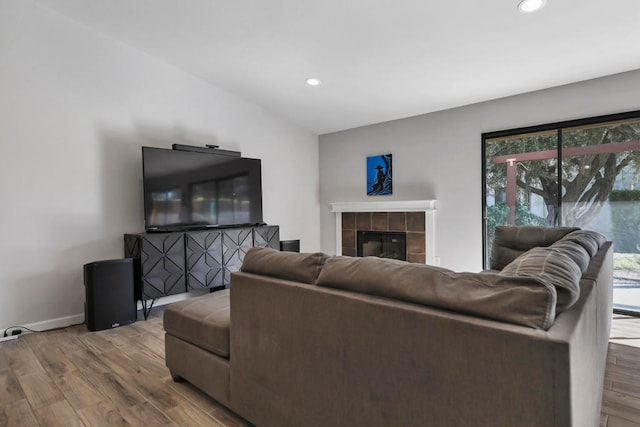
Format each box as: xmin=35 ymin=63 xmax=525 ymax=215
xmin=0 ymin=291 xmax=208 ymax=336
xmin=0 ymin=313 xmax=85 ymax=337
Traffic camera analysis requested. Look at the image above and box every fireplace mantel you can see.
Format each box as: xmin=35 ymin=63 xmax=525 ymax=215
xmin=330 ymin=200 xmax=437 ymax=265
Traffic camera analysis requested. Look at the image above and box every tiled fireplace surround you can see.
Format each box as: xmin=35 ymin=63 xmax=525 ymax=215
xmin=341 ymin=211 xmax=426 ymax=263
xmin=330 ymin=200 xmax=437 ymax=265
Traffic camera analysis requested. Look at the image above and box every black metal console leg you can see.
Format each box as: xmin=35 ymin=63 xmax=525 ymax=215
xmin=141 ymin=298 xmax=157 ymax=320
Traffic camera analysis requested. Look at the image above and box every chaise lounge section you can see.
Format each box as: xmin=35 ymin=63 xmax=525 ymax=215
xmin=163 ymin=226 xmax=613 ymax=426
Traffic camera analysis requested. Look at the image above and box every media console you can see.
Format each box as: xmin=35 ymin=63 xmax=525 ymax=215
xmin=124 ymin=225 xmax=279 ymax=318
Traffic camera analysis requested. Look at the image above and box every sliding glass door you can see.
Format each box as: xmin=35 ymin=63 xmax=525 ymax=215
xmin=483 ymin=112 xmax=640 ymax=315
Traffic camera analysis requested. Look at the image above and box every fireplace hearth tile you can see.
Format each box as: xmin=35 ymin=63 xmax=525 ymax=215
xmin=343 ymin=247 xmax=356 ymax=257
xmin=342 ymin=212 xmax=356 ymax=230
xmin=388 ymin=212 xmax=406 ymax=231
xmin=407 ymin=232 xmax=426 ymax=255
xmin=342 ymin=229 xmax=356 ymax=250
xmin=356 ymin=212 xmax=371 ymax=230
xmin=407 ymin=212 xmax=425 ymax=232
xmin=371 ymin=212 xmax=388 ymax=231
xmin=407 ymin=253 xmax=426 ymax=264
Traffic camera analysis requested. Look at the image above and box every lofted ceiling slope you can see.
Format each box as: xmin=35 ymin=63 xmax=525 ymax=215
xmin=34 ymin=0 xmax=640 ymax=135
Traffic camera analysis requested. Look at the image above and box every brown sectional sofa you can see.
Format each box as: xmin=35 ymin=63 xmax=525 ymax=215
xmin=163 ymin=226 xmax=613 ymax=427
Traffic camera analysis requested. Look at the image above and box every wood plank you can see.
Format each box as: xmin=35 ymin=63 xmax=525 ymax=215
xmin=126 ymin=368 xmax=185 ymax=412
xmin=52 ymin=370 xmax=104 ymax=410
xmin=210 ymin=405 xmax=252 ymax=427
xmin=65 ymin=348 xmax=111 ymax=375
xmin=16 ymin=370 xmax=64 ymax=410
xmin=128 ymin=347 xmax=169 ymax=379
xmin=33 ymin=400 xmax=84 ymax=427
xmin=602 ymin=389 xmax=640 ymax=424
xmin=53 ymin=332 xmax=89 ymax=355
xmin=31 ymin=345 xmax=77 ymax=377
xmin=606 ymin=414 xmax=640 ymax=427
xmin=165 ymin=401 xmax=225 ymax=427
xmin=0 ymin=398 xmax=39 ymax=427
xmin=4 ymin=340 xmax=44 ymax=377
xmin=165 ymin=378 xmax=249 ymax=426
xmin=119 ymin=400 xmax=177 ymax=426
xmin=76 ymin=399 xmax=133 ymax=426
xmin=0 ymin=352 xmax=9 ymax=372
xmin=0 ymin=370 xmax=24 ymax=405
xmin=79 ymin=369 xmax=145 ymax=410
xmin=100 ymin=349 xmax=144 ymax=379
xmin=78 ymin=332 xmax=117 ymax=354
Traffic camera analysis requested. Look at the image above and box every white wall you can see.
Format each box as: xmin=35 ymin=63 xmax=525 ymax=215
xmin=0 ymin=1 xmax=320 ymax=331
xmin=319 ymin=69 xmax=640 ymax=272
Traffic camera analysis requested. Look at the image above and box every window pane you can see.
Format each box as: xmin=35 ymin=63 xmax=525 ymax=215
xmin=484 ymin=131 xmax=557 ymax=264
xmin=562 ymin=119 xmax=640 ymax=313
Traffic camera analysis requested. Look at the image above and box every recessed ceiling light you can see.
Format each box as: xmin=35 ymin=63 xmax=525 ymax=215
xmin=305 ymin=77 xmax=321 ymax=86
xmin=518 ymin=0 xmax=546 ymax=13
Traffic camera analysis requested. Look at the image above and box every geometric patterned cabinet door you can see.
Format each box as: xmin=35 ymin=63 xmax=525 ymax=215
xmin=124 ymin=225 xmax=279 ymax=308
xmin=222 ymin=227 xmax=254 ymax=287
xmin=185 ymin=230 xmax=223 ymax=290
xmin=253 ymin=225 xmax=280 ymax=249
xmin=124 ymin=232 xmax=186 ymax=300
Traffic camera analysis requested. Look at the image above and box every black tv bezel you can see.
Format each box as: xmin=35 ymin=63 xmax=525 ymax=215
xmin=141 ymin=146 xmax=264 ymax=232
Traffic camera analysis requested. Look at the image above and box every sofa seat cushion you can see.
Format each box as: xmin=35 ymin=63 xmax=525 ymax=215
xmin=241 ymin=247 xmax=329 ymax=284
xmin=163 ymin=290 xmax=230 ymax=359
xmin=316 ymin=256 xmax=557 ymax=330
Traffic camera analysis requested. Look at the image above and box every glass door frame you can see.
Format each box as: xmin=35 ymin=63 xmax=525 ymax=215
xmin=482 ymin=109 xmax=640 ymax=317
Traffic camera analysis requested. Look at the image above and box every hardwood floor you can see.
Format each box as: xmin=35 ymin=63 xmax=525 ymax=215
xmin=0 ymin=309 xmax=249 ymax=427
xmin=1 ymin=309 xmax=639 ymax=426
xmin=604 ymin=315 xmax=640 ymax=426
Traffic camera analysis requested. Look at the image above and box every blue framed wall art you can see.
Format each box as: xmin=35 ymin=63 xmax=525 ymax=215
xmin=367 ymin=154 xmax=392 ymax=196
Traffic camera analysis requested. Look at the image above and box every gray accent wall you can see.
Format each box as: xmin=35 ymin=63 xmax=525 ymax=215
xmin=319 ymin=69 xmax=640 ymax=272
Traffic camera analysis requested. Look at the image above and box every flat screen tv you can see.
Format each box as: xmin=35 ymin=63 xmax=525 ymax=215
xmin=142 ymin=146 xmax=263 ymax=232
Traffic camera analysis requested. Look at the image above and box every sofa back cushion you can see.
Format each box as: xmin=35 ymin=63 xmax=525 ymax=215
xmin=490 ymin=226 xmax=579 ymax=270
xmin=499 ymin=247 xmax=582 ymax=313
xmin=316 ymin=256 xmax=557 ymax=330
xmin=241 ymin=247 xmax=329 ymax=284
xmin=559 ymin=230 xmax=607 ymax=257
xmin=548 ymin=239 xmax=590 ymax=273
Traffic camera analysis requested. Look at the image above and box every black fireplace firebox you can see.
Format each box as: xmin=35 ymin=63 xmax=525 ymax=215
xmin=356 ymin=231 xmax=407 ymax=261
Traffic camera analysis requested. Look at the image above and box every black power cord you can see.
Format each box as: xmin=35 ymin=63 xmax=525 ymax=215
xmin=2 ymin=326 xmax=38 ymax=337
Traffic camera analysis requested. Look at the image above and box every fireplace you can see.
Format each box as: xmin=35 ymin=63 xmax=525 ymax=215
xmin=330 ymin=200 xmax=437 ymax=265
xmin=357 ymin=231 xmax=407 ymax=261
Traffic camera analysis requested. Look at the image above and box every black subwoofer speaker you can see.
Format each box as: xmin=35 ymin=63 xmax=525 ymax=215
xmin=280 ymin=239 xmax=300 ymax=252
xmin=83 ymin=258 xmax=136 ymax=331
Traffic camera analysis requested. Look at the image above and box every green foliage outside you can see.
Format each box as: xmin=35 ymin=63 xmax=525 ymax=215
xmin=610 ymin=189 xmax=640 ymax=202
xmin=613 ymin=253 xmax=640 ymax=280
xmin=486 ymin=202 xmax=548 ymax=243
xmin=614 ymin=253 xmax=640 ymax=271
xmin=486 ymin=120 xmax=640 ymax=228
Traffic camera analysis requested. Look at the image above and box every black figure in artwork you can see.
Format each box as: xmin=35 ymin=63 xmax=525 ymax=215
xmin=372 ymin=165 xmax=385 ymax=192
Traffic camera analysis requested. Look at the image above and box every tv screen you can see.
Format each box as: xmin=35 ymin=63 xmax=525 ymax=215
xmin=142 ymin=147 xmax=263 ymax=231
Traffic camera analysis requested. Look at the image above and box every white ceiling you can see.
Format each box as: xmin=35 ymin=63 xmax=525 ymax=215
xmin=34 ymin=0 xmax=640 ymax=135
